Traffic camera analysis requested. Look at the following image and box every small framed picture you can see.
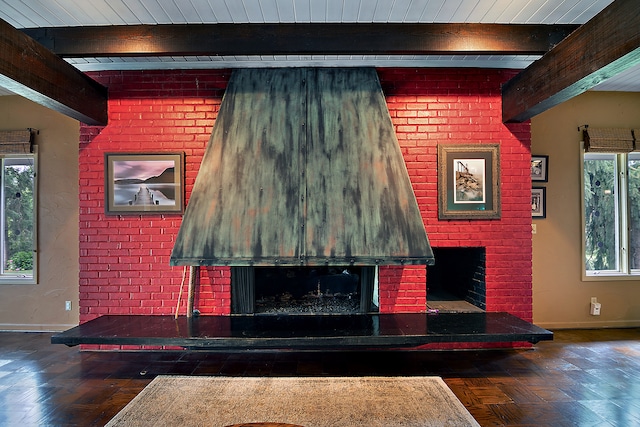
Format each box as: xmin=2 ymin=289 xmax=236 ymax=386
xmin=532 ymin=187 xmax=546 ymax=218
xmin=437 ymin=144 xmax=501 ymax=220
xmin=531 ymin=155 xmax=548 ymax=182
xmin=105 ymin=152 xmax=184 ymax=215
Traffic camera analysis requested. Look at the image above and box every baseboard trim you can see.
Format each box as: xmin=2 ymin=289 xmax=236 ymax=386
xmin=0 ymin=323 xmax=77 ymax=332
xmin=536 ymin=320 xmax=640 ymax=330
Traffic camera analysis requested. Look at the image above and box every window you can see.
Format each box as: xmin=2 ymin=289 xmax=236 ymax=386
xmin=582 ymin=151 xmax=640 ymax=278
xmin=1 ymin=155 xmax=37 ymax=283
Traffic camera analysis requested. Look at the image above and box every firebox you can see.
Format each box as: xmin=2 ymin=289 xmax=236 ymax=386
xmin=426 ymin=247 xmax=486 ymax=311
xmin=231 ymin=266 xmax=378 ymax=315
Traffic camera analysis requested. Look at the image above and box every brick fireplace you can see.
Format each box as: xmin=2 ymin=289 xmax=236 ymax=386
xmin=78 ymin=68 xmax=532 ymax=345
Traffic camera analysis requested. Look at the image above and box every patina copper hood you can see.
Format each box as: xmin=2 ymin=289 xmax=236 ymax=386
xmin=170 ymin=67 xmax=433 ymax=267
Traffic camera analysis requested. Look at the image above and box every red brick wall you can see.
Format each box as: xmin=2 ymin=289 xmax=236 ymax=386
xmin=378 ymin=68 xmax=532 ymax=320
xmin=79 ymin=68 xmax=531 ymax=324
xmin=79 ymin=70 xmax=232 ymax=322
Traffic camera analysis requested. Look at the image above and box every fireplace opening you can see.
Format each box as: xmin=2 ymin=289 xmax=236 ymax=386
xmin=231 ymin=266 xmax=378 ymax=315
xmin=426 ymin=247 xmax=486 ymax=313
xmin=256 ymin=266 xmax=360 ymax=314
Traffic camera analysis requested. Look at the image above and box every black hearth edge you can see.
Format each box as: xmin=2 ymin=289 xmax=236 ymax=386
xmin=51 ymin=312 xmax=552 ymax=350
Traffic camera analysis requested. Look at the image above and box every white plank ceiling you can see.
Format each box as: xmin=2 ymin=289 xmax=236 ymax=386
xmin=0 ymin=0 xmax=614 ymax=26
xmin=0 ymin=0 xmax=637 ymax=94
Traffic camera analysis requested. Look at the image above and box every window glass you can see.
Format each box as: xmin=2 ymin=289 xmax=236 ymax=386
xmin=2 ymin=157 xmax=35 ymax=281
xmin=583 ymin=154 xmax=618 ymax=272
xmin=629 ymin=153 xmax=640 ymax=270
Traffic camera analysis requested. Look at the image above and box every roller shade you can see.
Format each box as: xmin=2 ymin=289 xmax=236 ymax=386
xmin=170 ymin=68 xmax=434 ymax=267
xmin=583 ymin=127 xmax=634 ymax=153
xmin=0 ymin=130 xmax=33 ymax=154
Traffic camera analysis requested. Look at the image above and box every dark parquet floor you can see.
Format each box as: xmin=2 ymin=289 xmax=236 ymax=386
xmin=0 ymin=328 xmax=639 ymax=426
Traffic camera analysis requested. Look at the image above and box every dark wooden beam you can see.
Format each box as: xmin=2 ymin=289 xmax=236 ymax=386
xmin=502 ymin=0 xmax=640 ymax=123
xmin=0 ymin=18 xmax=107 ymax=126
xmin=22 ymin=23 xmax=577 ymax=57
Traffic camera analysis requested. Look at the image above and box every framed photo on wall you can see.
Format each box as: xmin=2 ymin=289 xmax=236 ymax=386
xmin=437 ymin=144 xmax=501 ymax=220
xmin=531 ymin=155 xmax=549 ymax=182
xmin=532 ymin=187 xmax=546 ymax=218
xmin=105 ymin=152 xmax=184 ymax=215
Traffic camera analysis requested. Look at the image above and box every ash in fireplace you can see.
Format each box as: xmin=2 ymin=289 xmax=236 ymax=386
xmin=254 ymin=266 xmax=362 ymax=314
xmin=255 ymin=292 xmax=360 ymax=314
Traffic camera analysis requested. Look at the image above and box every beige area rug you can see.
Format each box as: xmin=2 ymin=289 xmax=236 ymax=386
xmin=106 ymin=376 xmax=480 ymax=427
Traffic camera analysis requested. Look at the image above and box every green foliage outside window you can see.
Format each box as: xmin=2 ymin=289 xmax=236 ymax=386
xmin=3 ymin=162 xmax=34 ymax=274
xmin=628 ymin=156 xmax=640 ymax=269
xmin=584 ymin=157 xmax=617 ymax=271
xmin=584 ymin=153 xmax=640 ymax=274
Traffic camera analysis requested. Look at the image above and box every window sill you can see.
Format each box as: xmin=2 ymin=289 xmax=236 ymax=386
xmin=0 ymin=277 xmax=36 ymax=285
xmin=583 ymin=272 xmax=640 ymax=282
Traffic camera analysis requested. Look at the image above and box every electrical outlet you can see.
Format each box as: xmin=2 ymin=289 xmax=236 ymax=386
xmin=591 ymin=297 xmax=598 ymax=304
xmin=65 ymin=301 xmax=72 ymax=311
xmin=531 ymin=224 xmax=537 ymax=234
xmin=590 ymin=302 xmax=601 ymax=316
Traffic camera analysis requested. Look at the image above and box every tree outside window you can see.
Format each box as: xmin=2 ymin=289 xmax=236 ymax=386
xmin=628 ymin=155 xmax=640 ymax=269
xmin=2 ymin=157 xmax=35 ymax=280
xmin=583 ymin=152 xmax=640 ymax=276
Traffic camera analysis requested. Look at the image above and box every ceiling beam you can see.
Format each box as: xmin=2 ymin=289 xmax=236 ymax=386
xmin=502 ymin=0 xmax=640 ymax=123
xmin=21 ymin=23 xmax=577 ymax=57
xmin=0 ymin=18 xmax=107 ymax=126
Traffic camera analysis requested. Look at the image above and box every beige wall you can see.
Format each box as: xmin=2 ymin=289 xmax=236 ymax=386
xmin=0 ymin=96 xmax=79 ymax=331
xmin=531 ymin=91 xmax=640 ymax=329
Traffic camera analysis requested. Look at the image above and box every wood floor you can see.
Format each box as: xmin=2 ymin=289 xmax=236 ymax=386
xmin=0 ymin=328 xmax=639 ymax=426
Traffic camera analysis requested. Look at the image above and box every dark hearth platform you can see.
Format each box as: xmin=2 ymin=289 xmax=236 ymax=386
xmin=52 ymin=312 xmax=552 ymax=349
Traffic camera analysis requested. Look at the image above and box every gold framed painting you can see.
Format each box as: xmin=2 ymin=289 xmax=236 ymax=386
xmin=437 ymin=144 xmax=501 ymax=220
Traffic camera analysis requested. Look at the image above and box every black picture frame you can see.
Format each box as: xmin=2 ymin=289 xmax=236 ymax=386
xmin=437 ymin=144 xmax=501 ymax=220
xmin=105 ymin=152 xmax=184 ymax=215
xmin=531 ymin=155 xmax=549 ymax=182
xmin=532 ymin=187 xmax=546 ymax=218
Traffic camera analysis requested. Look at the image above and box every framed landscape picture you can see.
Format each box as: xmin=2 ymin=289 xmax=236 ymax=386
xmin=105 ymin=152 xmax=184 ymax=215
xmin=437 ymin=144 xmax=501 ymax=220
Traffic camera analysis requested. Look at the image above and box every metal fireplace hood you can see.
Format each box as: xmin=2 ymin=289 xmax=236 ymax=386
xmin=170 ymin=68 xmax=434 ymax=267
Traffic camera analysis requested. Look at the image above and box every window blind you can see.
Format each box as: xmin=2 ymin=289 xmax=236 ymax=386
xmin=0 ymin=130 xmax=33 ymax=154
xmin=583 ymin=127 xmax=634 ymax=153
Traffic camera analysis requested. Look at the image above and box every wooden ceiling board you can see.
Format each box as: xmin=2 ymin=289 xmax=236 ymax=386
xmin=0 ymin=0 xmax=615 ymax=27
xmin=0 ymin=0 xmax=637 ymax=92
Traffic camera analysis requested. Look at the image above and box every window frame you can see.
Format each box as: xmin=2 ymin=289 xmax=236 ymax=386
xmin=0 ymin=150 xmax=38 ymax=285
xmin=581 ymin=147 xmax=640 ymax=281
